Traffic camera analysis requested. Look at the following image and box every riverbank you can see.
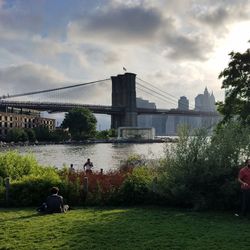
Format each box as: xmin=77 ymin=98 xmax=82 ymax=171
xmin=0 ymin=207 xmax=248 ymax=250
xmin=0 ymin=137 xmax=177 ymax=147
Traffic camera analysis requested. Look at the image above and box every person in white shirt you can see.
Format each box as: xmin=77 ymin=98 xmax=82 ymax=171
xmin=84 ymin=158 xmax=93 ymax=174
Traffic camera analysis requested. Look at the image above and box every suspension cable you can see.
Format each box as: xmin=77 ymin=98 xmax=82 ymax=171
xmin=136 ymin=82 xmax=191 ymax=109
xmin=136 ymin=86 xmax=178 ymax=106
xmin=0 ymin=78 xmax=110 ymax=100
xmin=137 ymin=77 xmax=195 ymax=109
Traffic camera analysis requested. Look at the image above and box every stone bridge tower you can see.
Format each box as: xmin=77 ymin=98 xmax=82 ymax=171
xmin=111 ymin=73 xmax=137 ymax=129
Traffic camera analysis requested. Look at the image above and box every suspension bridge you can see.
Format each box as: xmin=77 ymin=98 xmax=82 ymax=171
xmin=0 ymin=72 xmax=220 ymax=129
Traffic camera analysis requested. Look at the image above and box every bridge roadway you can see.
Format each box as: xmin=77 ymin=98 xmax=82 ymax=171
xmin=0 ymin=100 xmax=220 ymax=117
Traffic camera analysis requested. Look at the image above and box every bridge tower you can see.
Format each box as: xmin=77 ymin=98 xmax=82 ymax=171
xmin=111 ymin=73 xmax=137 ymax=129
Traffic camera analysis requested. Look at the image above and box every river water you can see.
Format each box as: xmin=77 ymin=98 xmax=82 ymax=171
xmin=5 ymin=143 xmax=168 ymax=172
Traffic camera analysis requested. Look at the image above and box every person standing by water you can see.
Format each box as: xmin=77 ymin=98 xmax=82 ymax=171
xmin=237 ymin=159 xmax=250 ymax=217
xmin=84 ymin=158 xmax=94 ymax=174
xmin=69 ymin=164 xmax=75 ymax=172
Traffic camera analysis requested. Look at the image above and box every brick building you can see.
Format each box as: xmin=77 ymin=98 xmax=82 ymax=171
xmin=0 ymin=111 xmax=55 ymax=138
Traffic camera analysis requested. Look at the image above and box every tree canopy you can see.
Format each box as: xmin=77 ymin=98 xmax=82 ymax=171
xmin=61 ymin=107 xmax=97 ymax=140
xmin=217 ymin=45 xmax=250 ymax=125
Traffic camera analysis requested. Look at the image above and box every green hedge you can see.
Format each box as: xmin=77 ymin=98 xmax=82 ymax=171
xmin=9 ymin=174 xmax=61 ymax=206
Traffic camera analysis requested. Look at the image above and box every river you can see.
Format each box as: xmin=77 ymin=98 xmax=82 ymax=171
xmin=4 ymin=143 xmax=169 ymax=172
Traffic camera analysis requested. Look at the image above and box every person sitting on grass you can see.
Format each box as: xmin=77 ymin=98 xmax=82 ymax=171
xmin=37 ymin=187 xmax=69 ymax=214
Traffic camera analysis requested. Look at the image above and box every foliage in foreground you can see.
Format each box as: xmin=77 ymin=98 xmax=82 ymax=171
xmin=157 ymin=123 xmax=250 ymax=210
xmin=0 ymin=151 xmax=62 ymax=206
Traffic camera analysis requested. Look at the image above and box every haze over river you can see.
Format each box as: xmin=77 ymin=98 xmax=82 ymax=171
xmin=6 ymin=143 xmax=168 ymax=172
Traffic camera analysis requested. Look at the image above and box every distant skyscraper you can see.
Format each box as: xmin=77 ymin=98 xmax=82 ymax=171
xmin=195 ymin=87 xmax=216 ymax=112
xmin=178 ymin=96 xmax=189 ymax=110
xmin=137 ymin=97 xmax=155 ymax=128
xmin=195 ymin=94 xmax=204 ymax=111
xmin=210 ymin=92 xmax=216 ymax=111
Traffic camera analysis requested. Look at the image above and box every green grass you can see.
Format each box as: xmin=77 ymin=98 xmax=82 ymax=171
xmin=0 ymin=207 xmax=250 ymax=250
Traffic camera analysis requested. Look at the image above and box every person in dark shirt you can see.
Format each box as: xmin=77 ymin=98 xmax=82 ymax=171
xmin=38 ymin=187 xmax=69 ymax=214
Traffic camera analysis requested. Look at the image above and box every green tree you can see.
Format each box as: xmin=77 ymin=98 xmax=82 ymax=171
xmin=95 ymin=129 xmax=117 ymax=139
xmin=33 ymin=126 xmax=51 ymax=141
xmin=108 ymin=128 xmax=117 ymax=138
xmin=50 ymin=129 xmax=70 ymax=142
xmin=61 ymin=108 xmax=97 ymax=140
xmin=217 ymin=45 xmax=250 ymax=125
xmin=96 ymin=130 xmax=109 ymax=139
xmin=6 ymin=128 xmax=28 ymax=142
xmin=25 ymin=129 xmax=36 ymax=142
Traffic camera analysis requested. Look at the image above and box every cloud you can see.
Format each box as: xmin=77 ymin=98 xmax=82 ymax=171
xmin=68 ymin=3 xmax=219 ymax=61
xmin=68 ymin=5 xmax=166 ymax=44
xmin=0 ymin=1 xmax=44 ymax=36
xmin=193 ymin=1 xmax=250 ymax=32
xmin=0 ymin=63 xmax=67 ymax=95
xmin=162 ymin=34 xmax=214 ymax=60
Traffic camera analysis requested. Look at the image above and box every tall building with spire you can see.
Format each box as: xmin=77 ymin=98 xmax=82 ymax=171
xmin=195 ymin=87 xmax=216 ymax=112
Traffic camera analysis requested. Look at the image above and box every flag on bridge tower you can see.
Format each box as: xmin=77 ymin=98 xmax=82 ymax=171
xmin=123 ymin=67 xmax=127 ymax=72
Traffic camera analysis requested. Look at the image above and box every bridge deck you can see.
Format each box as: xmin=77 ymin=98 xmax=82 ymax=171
xmin=0 ymin=101 xmax=220 ymax=117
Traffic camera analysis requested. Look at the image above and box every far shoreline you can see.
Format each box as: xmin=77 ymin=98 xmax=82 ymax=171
xmin=0 ymin=137 xmax=178 ymax=148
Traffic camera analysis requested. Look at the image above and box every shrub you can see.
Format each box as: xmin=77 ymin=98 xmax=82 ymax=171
xmin=9 ymin=171 xmax=61 ymax=206
xmin=95 ymin=130 xmax=109 ymax=139
xmin=59 ymin=177 xmax=84 ymax=206
xmin=119 ymin=167 xmax=153 ymax=205
xmin=0 ymin=151 xmax=42 ymax=180
xmin=25 ymin=129 xmax=36 ymax=142
xmin=34 ymin=126 xmax=51 ymax=141
xmin=157 ymin=123 xmax=249 ymax=210
xmin=60 ymin=169 xmax=126 ymax=206
xmin=6 ymin=128 xmax=28 ymax=142
xmin=0 ymin=180 xmax=5 ymax=206
xmin=49 ymin=129 xmax=70 ymax=142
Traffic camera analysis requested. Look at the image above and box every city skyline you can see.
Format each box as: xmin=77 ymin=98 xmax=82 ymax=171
xmin=0 ymin=0 xmax=249 ymax=111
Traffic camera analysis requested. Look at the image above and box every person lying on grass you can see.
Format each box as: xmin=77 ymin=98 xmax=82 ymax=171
xmin=37 ymin=187 xmax=69 ymax=214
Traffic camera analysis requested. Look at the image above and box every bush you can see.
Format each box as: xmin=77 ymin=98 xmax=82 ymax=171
xmin=25 ymin=129 xmax=36 ymax=142
xmin=0 ymin=181 xmax=5 ymax=206
xmin=6 ymin=128 xmax=28 ymax=142
xmin=95 ymin=130 xmax=109 ymax=139
xmin=157 ymin=123 xmax=249 ymax=210
xmin=59 ymin=169 xmax=126 ymax=206
xmin=119 ymin=167 xmax=153 ymax=205
xmin=49 ymin=129 xmax=70 ymax=142
xmin=34 ymin=126 xmax=51 ymax=141
xmin=0 ymin=151 xmax=43 ymax=180
xmin=9 ymin=170 xmax=61 ymax=206
xmin=59 ymin=177 xmax=84 ymax=206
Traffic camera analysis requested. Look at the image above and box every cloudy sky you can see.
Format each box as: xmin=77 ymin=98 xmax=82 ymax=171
xmin=0 ymin=0 xmax=249 ymax=126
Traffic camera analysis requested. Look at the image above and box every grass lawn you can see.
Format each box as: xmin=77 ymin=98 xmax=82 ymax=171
xmin=0 ymin=207 xmax=249 ymax=250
